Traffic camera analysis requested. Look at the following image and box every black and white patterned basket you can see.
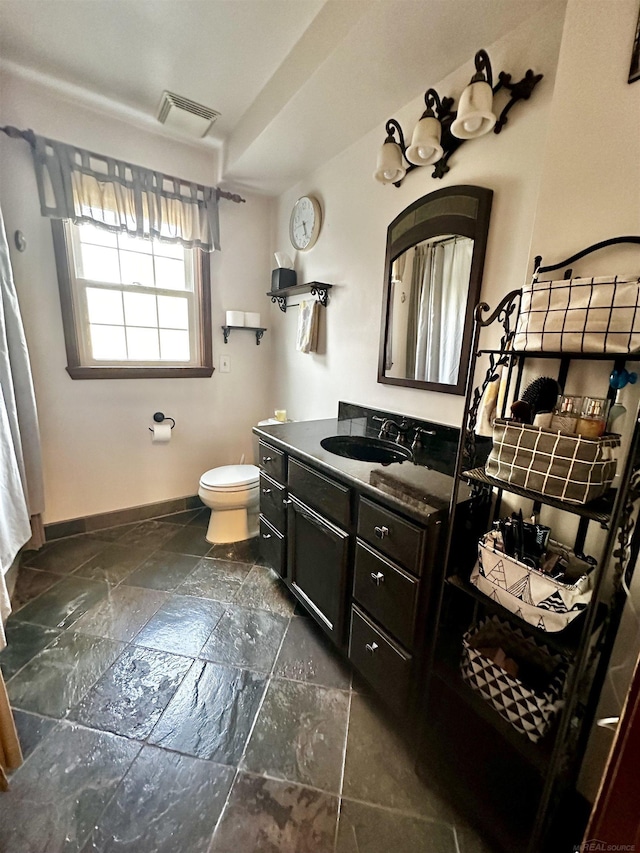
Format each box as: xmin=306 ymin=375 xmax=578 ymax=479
xmin=513 ymin=274 xmax=640 ymax=353
xmin=461 ymin=617 xmax=568 ymax=743
xmin=471 ymin=532 xmax=593 ymax=632
xmin=487 ymin=419 xmax=619 ymax=505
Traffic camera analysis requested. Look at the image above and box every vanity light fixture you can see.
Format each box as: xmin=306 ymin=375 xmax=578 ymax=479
xmin=405 ymin=90 xmax=445 ymax=166
xmin=374 ymin=49 xmax=543 ymax=187
xmin=373 ymin=119 xmax=407 ymax=184
xmin=450 ymin=50 xmax=496 ymax=139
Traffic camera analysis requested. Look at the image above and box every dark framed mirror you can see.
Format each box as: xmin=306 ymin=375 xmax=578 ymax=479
xmin=378 ymin=185 xmax=493 ymax=395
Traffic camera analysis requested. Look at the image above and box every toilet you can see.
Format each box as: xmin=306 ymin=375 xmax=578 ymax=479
xmin=198 ymin=464 xmax=260 ymax=544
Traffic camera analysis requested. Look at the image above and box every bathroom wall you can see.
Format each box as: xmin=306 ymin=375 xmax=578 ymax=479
xmin=0 ymin=70 xmax=274 ymax=524
xmin=269 ymin=2 xmax=567 ymax=427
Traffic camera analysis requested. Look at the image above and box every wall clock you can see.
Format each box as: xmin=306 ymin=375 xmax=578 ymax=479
xmin=289 ymin=195 xmax=322 ymax=251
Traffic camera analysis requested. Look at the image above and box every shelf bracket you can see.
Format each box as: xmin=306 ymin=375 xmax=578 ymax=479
xmin=271 ymin=295 xmax=288 ymax=313
xmin=310 ymin=285 xmax=330 ymax=307
xmin=222 ymin=325 xmax=230 ymax=344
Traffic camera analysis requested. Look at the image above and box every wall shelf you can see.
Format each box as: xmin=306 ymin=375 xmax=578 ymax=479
xmin=221 ymin=325 xmax=266 ymax=345
xmin=266 ymin=281 xmax=332 ymax=313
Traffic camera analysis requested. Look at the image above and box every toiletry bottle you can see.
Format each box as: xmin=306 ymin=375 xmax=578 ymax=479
xmin=576 ymin=397 xmax=609 ymax=438
xmin=550 ymin=395 xmax=581 ymax=434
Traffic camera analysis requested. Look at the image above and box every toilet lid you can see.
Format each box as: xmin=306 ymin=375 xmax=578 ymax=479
xmin=200 ymin=464 xmax=259 ymax=490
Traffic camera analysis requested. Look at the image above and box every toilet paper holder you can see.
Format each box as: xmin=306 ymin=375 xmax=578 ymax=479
xmin=148 ymin=412 xmax=176 ymax=432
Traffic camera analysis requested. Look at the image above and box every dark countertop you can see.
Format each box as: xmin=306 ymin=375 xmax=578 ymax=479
xmin=254 ymin=418 xmax=469 ymax=523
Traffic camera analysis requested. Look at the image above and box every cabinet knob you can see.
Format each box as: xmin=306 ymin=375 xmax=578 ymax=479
xmin=370 ymin=571 xmax=385 ymax=586
xmin=262 ymin=533 xmax=272 ymax=540
xmin=282 ymin=498 xmax=293 ymax=505
xmin=262 ymin=456 xmax=273 ymax=463
xmin=262 ymin=488 xmax=272 ymax=495
xmin=374 ymin=525 xmax=389 ymax=539
xmin=365 ymin=642 xmax=379 ymax=654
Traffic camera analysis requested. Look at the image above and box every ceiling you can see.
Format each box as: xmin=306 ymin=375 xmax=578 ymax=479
xmin=0 ymin=0 xmax=556 ymax=195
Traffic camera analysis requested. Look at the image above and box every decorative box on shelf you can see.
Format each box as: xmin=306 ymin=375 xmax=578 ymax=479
xmin=461 ymin=616 xmax=569 ymax=743
xmin=471 ymin=531 xmax=594 ymax=633
xmin=486 ymin=419 xmax=620 ymax=505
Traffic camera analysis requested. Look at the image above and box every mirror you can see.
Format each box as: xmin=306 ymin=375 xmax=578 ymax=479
xmin=378 ymin=185 xmax=493 ymax=395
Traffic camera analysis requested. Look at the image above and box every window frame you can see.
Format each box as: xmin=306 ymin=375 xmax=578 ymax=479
xmin=51 ymin=219 xmax=213 ymax=379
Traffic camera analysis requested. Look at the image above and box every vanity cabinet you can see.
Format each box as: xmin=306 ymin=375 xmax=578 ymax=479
xmin=257 ymin=432 xmax=447 ymax=716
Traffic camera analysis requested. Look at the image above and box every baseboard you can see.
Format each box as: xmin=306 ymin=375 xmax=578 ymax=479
xmin=44 ymin=495 xmax=204 ymax=541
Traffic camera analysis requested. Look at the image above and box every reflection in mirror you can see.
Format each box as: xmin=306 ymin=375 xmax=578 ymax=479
xmin=378 ymin=185 xmax=493 ymax=395
xmin=386 ymin=235 xmax=474 ymax=385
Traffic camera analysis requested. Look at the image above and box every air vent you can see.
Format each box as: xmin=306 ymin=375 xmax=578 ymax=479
xmin=157 ymin=91 xmax=220 ymax=138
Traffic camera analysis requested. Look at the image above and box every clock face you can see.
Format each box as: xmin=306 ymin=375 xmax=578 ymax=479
xmin=289 ymin=196 xmax=322 ymax=251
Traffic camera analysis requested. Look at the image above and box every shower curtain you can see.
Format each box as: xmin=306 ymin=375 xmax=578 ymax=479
xmin=0 ymin=200 xmax=44 ymax=783
xmin=0 ymin=200 xmax=45 ymax=630
xmin=410 ymin=237 xmax=473 ymax=384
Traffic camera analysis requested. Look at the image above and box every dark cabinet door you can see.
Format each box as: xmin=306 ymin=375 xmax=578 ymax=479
xmin=287 ymin=496 xmax=349 ymax=644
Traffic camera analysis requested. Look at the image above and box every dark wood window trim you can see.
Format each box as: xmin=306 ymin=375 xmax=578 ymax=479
xmin=51 ymin=219 xmax=214 ymax=379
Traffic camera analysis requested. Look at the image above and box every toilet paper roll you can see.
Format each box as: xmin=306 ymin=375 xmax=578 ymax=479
xmin=244 ymin=312 xmax=261 ymax=327
xmin=226 ymin=310 xmax=245 ymax=327
xmin=151 ymin=424 xmax=172 ymax=443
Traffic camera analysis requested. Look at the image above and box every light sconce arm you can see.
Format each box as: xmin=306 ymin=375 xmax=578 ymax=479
xmin=472 ymin=49 xmax=494 ymax=87
xmin=384 ymin=118 xmax=407 ymax=150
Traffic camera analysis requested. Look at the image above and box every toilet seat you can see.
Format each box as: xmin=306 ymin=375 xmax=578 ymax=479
xmin=199 ymin=464 xmax=259 ymax=491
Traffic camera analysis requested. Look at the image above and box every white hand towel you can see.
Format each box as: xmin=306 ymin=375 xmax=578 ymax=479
xmin=296 ymin=300 xmax=319 ymax=353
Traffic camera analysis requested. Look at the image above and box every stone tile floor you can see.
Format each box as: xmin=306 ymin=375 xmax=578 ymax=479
xmin=0 ymin=508 xmax=493 ymax=853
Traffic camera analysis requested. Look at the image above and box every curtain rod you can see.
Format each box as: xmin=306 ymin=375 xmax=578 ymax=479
xmin=0 ymin=125 xmax=246 ymax=204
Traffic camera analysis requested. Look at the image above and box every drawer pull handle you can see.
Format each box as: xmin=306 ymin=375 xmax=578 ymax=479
xmin=262 ymin=533 xmax=272 ymax=540
xmin=374 ymin=525 xmax=389 ymax=539
xmin=365 ymin=642 xmax=379 ymax=655
xmin=262 ymin=488 xmax=272 ymax=495
xmin=370 ymin=571 xmax=385 ymax=586
xmin=262 ymin=456 xmax=273 ymax=463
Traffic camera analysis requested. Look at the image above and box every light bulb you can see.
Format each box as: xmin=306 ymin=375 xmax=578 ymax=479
xmin=383 ymin=169 xmax=397 ymax=181
xmin=463 ymin=116 xmax=483 ymax=134
xmin=417 ymin=146 xmax=433 ymax=160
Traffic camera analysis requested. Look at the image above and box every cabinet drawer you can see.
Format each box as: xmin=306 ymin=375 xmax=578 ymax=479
xmin=349 ymin=606 xmax=412 ymax=716
xmin=357 ymin=497 xmax=424 ymax=575
xmin=353 ymin=541 xmax=418 ymax=649
xmin=259 ymin=473 xmax=286 ymax=532
xmin=259 ymin=441 xmax=286 ymax=484
xmin=259 ymin=515 xmax=285 ymax=577
xmin=288 ymin=457 xmax=351 ymax=528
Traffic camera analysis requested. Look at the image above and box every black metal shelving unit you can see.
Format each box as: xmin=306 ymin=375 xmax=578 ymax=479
xmin=420 ymin=238 xmax=640 ymax=853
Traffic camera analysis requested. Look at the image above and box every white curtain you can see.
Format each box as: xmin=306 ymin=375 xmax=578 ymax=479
xmin=0 ymin=203 xmax=45 ymax=647
xmin=31 ymin=134 xmax=221 ymax=251
xmin=414 ymin=236 xmax=474 ymax=384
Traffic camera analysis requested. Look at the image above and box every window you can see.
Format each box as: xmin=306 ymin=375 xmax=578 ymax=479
xmin=51 ymin=220 xmax=213 ymax=378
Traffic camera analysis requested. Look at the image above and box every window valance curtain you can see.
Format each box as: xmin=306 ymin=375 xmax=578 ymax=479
xmin=31 ymin=134 xmax=220 ymax=251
